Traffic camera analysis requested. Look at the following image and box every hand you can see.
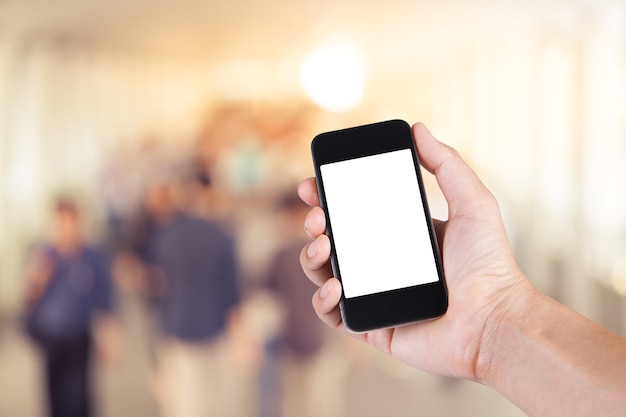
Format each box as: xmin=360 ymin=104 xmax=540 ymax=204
xmin=24 ymin=250 xmax=54 ymax=310
xmin=298 ymin=123 xmax=535 ymax=381
xmin=94 ymin=315 xmax=123 ymax=366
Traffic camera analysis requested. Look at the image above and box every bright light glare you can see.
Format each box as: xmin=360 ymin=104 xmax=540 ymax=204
xmin=300 ymin=43 xmax=364 ymax=112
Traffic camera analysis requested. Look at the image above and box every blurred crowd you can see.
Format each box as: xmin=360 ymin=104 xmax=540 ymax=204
xmin=19 ymin=101 xmax=352 ymax=417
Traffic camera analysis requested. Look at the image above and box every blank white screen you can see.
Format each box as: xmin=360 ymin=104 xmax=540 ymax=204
xmin=320 ymin=149 xmax=439 ymax=299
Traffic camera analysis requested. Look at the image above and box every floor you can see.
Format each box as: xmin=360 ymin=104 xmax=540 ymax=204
xmin=0 ymin=300 xmax=527 ymax=417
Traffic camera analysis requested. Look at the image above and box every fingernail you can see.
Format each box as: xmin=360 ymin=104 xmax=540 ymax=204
xmin=304 ymin=217 xmax=309 ymax=233
xmin=320 ymin=280 xmax=330 ymax=298
xmin=307 ymin=239 xmax=318 ymax=257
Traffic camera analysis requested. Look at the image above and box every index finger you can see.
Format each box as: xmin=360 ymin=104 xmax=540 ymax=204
xmin=298 ymin=177 xmax=320 ymax=207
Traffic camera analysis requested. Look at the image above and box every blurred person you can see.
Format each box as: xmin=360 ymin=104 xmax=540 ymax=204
xmin=22 ymin=197 xmax=118 ymax=417
xmin=100 ymin=136 xmax=170 ymax=253
xmin=262 ymin=190 xmax=346 ymax=417
xmin=299 ymin=123 xmax=626 ymax=417
xmin=143 ymin=177 xmax=244 ymax=417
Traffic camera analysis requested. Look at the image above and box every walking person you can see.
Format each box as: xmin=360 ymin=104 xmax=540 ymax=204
xmin=23 ymin=197 xmax=117 ymax=417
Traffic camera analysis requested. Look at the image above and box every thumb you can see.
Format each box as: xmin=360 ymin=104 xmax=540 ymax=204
xmin=412 ymin=123 xmax=496 ymax=219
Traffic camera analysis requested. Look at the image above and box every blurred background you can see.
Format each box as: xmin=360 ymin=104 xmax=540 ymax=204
xmin=1 ymin=0 xmax=626 ymax=416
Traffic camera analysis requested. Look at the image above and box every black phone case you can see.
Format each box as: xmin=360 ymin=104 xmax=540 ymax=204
xmin=311 ymin=119 xmax=448 ymax=332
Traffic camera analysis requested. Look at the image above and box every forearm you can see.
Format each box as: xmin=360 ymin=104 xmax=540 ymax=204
xmin=479 ymin=289 xmax=626 ymax=417
xmin=94 ymin=313 xmax=123 ymax=364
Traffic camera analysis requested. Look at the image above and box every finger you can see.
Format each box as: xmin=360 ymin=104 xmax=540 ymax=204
xmin=412 ymin=123 xmax=498 ymax=218
xmin=312 ymin=278 xmax=368 ymax=343
xmin=304 ymin=206 xmax=326 ymax=239
xmin=298 ymin=177 xmax=320 ymax=207
xmin=299 ymin=234 xmax=333 ymax=287
xmin=312 ymin=278 xmax=344 ymax=330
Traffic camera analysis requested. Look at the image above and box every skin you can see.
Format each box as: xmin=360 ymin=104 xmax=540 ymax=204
xmin=298 ymin=123 xmax=626 ymax=416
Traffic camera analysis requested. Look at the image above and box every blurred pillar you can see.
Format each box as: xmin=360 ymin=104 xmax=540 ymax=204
xmin=579 ymin=6 xmax=626 ymax=329
xmin=0 ymin=34 xmax=6 ymax=315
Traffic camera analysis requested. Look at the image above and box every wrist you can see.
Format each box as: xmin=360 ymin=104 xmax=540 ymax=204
xmin=474 ymin=275 xmax=540 ymax=386
xmin=473 ymin=276 xmax=626 ymax=417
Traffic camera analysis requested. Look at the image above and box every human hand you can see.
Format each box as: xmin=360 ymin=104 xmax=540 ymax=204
xmin=24 ymin=250 xmax=54 ymax=310
xmin=94 ymin=315 xmax=123 ymax=366
xmin=299 ymin=123 xmax=536 ymax=381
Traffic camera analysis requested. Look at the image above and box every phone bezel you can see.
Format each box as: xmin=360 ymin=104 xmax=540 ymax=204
xmin=311 ymin=119 xmax=448 ymax=333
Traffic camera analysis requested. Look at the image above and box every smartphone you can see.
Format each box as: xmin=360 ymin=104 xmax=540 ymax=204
xmin=311 ymin=119 xmax=447 ymax=332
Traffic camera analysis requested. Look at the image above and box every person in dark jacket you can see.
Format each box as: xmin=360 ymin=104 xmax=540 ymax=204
xmin=144 ymin=178 xmax=241 ymax=417
xmin=263 ymin=191 xmax=344 ymax=417
xmin=23 ymin=197 xmax=116 ymax=417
